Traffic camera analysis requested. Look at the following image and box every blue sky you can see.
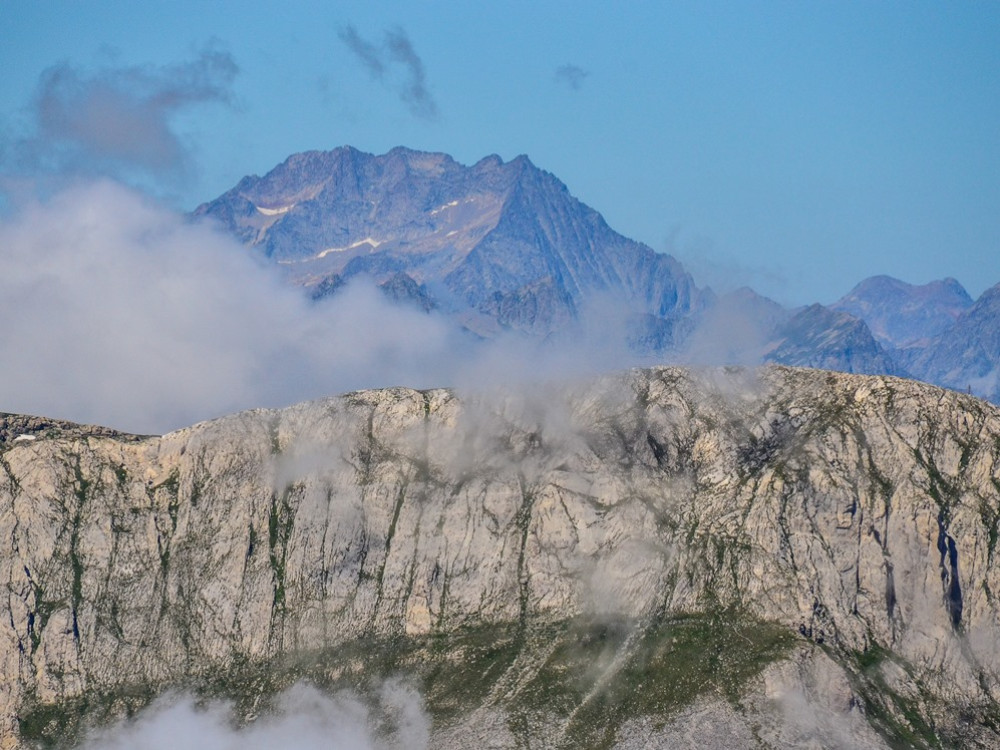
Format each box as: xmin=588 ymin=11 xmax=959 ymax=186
xmin=3 ymin=0 xmax=999 ymax=305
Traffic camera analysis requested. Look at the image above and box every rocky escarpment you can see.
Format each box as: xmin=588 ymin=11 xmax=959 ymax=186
xmin=2 ymin=366 xmax=1000 ymax=748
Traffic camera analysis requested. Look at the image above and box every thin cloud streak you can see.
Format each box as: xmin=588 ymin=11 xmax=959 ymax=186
xmin=384 ymin=27 xmax=437 ymax=120
xmin=555 ymin=64 xmax=589 ymax=91
xmin=339 ymin=25 xmax=438 ymax=120
xmin=338 ymin=25 xmax=386 ymax=80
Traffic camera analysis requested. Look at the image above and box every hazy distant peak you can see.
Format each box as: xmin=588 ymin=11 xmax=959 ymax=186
xmin=195 ymin=145 xmax=705 ymax=337
xmin=975 ymin=281 xmax=1000 ymax=302
xmin=938 ymin=276 xmax=971 ymax=295
xmin=472 ymin=153 xmax=503 ymax=169
xmin=837 ymin=274 xmax=972 ymax=305
xmin=764 ymin=303 xmax=903 ymax=377
xmin=832 ymin=274 xmax=972 ymax=349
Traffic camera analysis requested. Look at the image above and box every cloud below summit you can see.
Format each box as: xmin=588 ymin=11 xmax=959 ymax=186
xmin=82 ymin=681 xmax=429 ymax=750
xmin=0 ymin=180 xmax=462 ymax=433
xmin=0 ymin=176 xmax=674 ymax=435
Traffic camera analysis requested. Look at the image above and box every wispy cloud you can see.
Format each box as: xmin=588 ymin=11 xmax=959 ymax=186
xmin=3 ymin=47 xmax=237 ymax=183
xmin=82 ymin=680 xmax=429 ymax=750
xmin=339 ymin=25 xmax=438 ymax=120
xmin=384 ymin=28 xmax=437 ymax=120
xmin=339 ymin=26 xmax=386 ymax=80
xmin=555 ymin=64 xmax=589 ymax=91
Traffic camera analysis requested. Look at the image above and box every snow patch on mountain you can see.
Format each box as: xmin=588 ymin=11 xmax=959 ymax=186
xmin=315 ymin=237 xmax=382 ymax=259
xmin=254 ymin=203 xmax=295 ymax=216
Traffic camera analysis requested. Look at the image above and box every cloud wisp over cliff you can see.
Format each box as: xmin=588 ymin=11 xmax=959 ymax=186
xmin=0 ymin=180 xmax=466 ymax=433
xmin=0 ymin=178 xmax=677 ymax=434
xmin=80 ymin=681 xmax=429 ymax=750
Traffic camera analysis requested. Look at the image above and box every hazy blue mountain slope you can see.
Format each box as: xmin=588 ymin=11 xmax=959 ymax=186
xmin=764 ymin=304 xmax=905 ymax=376
xmin=903 ymin=283 xmax=1000 ymax=401
xmin=832 ymin=275 xmax=972 ymax=348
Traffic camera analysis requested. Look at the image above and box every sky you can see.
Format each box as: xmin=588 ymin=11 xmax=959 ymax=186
xmin=2 ymin=0 xmax=999 ymax=307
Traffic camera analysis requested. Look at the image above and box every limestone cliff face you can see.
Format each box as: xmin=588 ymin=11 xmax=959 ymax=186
xmin=3 ymin=366 xmax=1000 ymax=748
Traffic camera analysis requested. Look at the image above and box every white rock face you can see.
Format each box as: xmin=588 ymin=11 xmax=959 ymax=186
xmin=2 ymin=366 xmax=1000 ymax=748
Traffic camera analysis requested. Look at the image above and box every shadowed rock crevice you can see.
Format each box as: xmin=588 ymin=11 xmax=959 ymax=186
xmin=937 ymin=515 xmax=964 ymax=629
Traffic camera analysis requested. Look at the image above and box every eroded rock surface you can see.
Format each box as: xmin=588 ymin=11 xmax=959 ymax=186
xmin=2 ymin=366 xmax=1000 ymax=748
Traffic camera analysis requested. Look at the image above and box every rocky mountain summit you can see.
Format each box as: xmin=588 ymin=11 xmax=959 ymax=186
xmin=900 ymin=283 xmax=1000 ymax=403
xmin=763 ymin=303 xmax=904 ymax=377
xmin=833 ymin=277 xmax=1000 ymax=404
xmin=3 ymin=366 xmax=1000 ymax=748
xmin=195 ymin=146 xmax=704 ymax=338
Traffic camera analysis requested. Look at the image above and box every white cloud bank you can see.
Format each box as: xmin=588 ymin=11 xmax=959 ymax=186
xmin=81 ymin=681 xmax=429 ymax=750
xmin=0 ymin=180 xmax=465 ymax=433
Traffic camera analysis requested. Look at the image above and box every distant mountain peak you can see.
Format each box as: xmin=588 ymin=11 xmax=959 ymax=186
xmin=899 ymin=282 xmax=1000 ymax=402
xmin=764 ymin=303 xmax=904 ymax=377
xmin=832 ymin=274 xmax=972 ymax=348
xmin=195 ymin=146 xmax=705 ymax=337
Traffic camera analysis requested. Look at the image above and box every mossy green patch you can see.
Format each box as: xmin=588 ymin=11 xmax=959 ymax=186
xmin=17 ymin=611 xmax=799 ymax=750
xmin=268 ymin=487 xmax=296 ymax=610
xmin=844 ymin=646 xmax=943 ymax=749
xmin=515 ymin=611 xmax=798 ymax=749
xmin=18 ymin=684 xmax=159 ymax=749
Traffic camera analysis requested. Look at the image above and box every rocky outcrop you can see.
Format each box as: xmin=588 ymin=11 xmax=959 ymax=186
xmin=3 ymin=366 xmax=1000 ymax=748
